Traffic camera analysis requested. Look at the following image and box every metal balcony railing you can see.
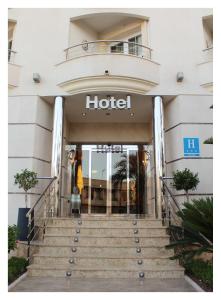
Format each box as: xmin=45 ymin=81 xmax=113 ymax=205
xmin=64 ymin=40 xmax=153 ymax=61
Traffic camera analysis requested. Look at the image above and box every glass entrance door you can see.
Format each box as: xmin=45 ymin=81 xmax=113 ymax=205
xmin=91 ymin=151 xmax=107 ymax=214
xmin=65 ymin=144 xmax=151 ymax=215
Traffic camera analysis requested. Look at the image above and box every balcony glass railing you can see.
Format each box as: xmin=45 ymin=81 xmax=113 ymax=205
xmin=64 ymin=40 xmax=152 ymax=61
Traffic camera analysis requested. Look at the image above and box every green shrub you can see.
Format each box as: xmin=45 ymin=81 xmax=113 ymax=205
xmin=8 ymin=257 xmax=28 ymax=284
xmin=8 ymin=225 xmax=19 ymax=253
xmin=203 ymin=137 xmax=213 ymax=144
xmin=172 ymin=168 xmax=200 ymax=202
xmin=184 ymin=259 xmax=213 ymax=288
xmin=14 ymin=169 xmax=38 ymax=207
xmin=166 ymin=197 xmax=213 ymax=261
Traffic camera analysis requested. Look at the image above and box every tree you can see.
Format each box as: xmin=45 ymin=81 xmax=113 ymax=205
xmin=14 ymin=169 xmax=38 ymax=208
xmin=172 ymin=168 xmax=199 ymax=202
xmin=166 ymin=197 xmax=213 ymax=261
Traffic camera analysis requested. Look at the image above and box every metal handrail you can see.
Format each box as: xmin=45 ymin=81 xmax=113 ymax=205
xmin=160 ymin=176 xmax=182 ymax=227
xmin=26 ymin=177 xmax=56 ymax=218
xmin=160 ymin=176 xmax=181 ymax=211
xmin=64 ymin=40 xmax=153 ymax=52
xmin=64 ymin=40 xmax=153 ymax=60
xmin=27 ymin=176 xmax=57 ymax=262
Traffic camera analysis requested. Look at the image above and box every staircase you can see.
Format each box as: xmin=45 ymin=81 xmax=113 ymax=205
xmin=27 ymin=216 xmax=184 ymax=279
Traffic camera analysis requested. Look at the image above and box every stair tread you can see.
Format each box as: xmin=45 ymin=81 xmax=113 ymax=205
xmin=28 ymin=216 xmax=182 ymax=278
xmin=33 ymin=254 xmax=173 ymax=259
xmin=46 ymin=226 xmax=167 ymax=229
xmin=50 ymin=217 xmax=162 ymax=220
xmin=39 ymin=243 xmax=171 ymax=248
xmin=44 ymin=234 xmax=169 ymax=238
xmin=28 ymin=264 xmax=183 ymax=271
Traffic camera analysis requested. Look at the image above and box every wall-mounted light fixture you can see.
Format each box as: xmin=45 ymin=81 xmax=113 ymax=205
xmin=176 ymin=72 xmax=184 ymax=82
xmin=33 ymin=73 xmax=41 ymax=83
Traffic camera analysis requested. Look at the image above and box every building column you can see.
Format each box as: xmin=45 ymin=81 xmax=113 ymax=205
xmin=51 ymin=96 xmax=64 ymax=217
xmin=152 ymin=96 xmax=165 ymax=219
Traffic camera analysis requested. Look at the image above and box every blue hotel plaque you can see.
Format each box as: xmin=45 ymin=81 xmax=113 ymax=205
xmin=183 ymin=138 xmax=200 ymax=157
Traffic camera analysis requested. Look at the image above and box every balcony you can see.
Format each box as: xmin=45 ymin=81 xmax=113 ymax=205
xmin=56 ymin=40 xmax=160 ymax=95
xmin=197 ymin=47 xmax=213 ymax=92
xmin=8 ymin=49 xmax=21 ymax=88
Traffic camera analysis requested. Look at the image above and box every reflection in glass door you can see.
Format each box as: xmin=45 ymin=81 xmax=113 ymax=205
xmin=91 ymin=151 xmax=107 ymax=214
xmin=111 ymin=150 xmax=128 ymax=214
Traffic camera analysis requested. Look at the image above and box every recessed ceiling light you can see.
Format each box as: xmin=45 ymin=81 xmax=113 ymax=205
xmin=130 ymin=113 xmax=134 ymax=117
xmin=82 ymin=112 xmax=86 ymax=116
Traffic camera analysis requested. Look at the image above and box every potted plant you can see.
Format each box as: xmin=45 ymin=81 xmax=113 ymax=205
xmin=172 ymin=168 xmax=199 ymax=202
xmin=14 ymin=169 xmax=38 ymax=241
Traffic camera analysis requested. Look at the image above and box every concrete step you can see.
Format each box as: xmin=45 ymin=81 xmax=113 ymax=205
xmin=48 ymin=218 xmax=163 ymax=228
xmin=38 ymin=245 xmax=174 ymax=257
xmin=43 ymin=235 xmax=170 ymax=247
xmin=33 ymin=255 xmax=178 ymax=268
xmin=27 ymin=264 xmax=184 ymax=279
xmin=28 ymin=216 xmax=182 ymax=279
xmin=45 ymin=226 xmax=167 ymax=236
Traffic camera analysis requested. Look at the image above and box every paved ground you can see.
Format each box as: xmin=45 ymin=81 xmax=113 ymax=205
xmin=10 ymin=277 xmax=197 ymax=292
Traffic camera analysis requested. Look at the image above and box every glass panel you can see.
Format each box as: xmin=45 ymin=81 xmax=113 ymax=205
xmin=91 ymin=151 xmax=107 ymax=214
xmin=128 ymin=145 xmax=146 ymax=214
xmin=111 ymin=150 xmax=127 ymax=214
xmin=128 ymin=148 xmax=138 ymax=213
xmin=81 ymin=148 xmax=89 ymax=213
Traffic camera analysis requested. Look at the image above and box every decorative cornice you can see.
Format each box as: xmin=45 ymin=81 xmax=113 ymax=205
xmin=58 ymin=75 xmax=157 ymax=95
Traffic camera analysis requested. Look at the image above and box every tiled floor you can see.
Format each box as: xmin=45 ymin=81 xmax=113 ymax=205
xmin=10 ymin=277 xmax=197 ymax=292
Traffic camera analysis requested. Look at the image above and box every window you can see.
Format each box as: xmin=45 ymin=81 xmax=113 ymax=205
xmin=110 ymin=42 xmax=124 ymax=54
xmin=110 ymin=35 xmax=142 ymax=56
xmin=128 ymin=35 xmax=142 ymax=56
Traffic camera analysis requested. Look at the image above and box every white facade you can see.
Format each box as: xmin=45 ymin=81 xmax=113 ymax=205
xmin=8 ymin=8 xmax=213 ymax=225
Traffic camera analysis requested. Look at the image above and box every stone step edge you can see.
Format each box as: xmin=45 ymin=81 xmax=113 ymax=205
xmin=44 ymin=234 xmax=169 ymax=238
xmin=46 ymin=226 xmax=167 ymax=229
xmin=39 ymin=244 xmax=171 ymax=248
xmin=33 ymin=254 xmax=174 ymax=259
xmin=27 ymin=265 xmax=184 ymax=271
xmin=50 ymin=217 xmax=162 ymax=220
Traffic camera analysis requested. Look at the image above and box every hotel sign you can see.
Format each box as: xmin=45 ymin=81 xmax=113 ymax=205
xmin=96 ymin=145 xmax=124 ymax=153
xmin=183 ymin=137 xmax=200 ymax=157
xmin=86 ymin=95 xmax=131 ymax=110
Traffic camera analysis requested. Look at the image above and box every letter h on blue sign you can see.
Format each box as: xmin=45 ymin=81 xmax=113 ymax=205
xmin=183 ymin=138 xmax=200 ymax=157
